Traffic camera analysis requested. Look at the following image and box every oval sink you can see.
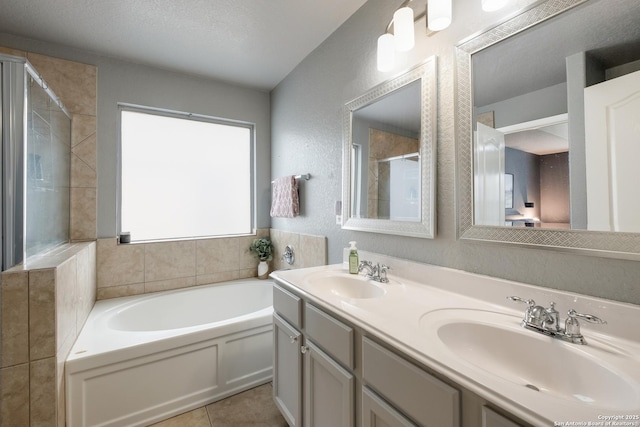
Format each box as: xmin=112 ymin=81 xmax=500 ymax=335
xmin=303 ymin=271 xmax=387 ymax=299
xmin=419 ymin=309 xmax=640 ymax=411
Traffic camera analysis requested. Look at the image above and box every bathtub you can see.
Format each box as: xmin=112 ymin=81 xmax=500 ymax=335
xmin=66 ymin=279 xmax=274 ymax=427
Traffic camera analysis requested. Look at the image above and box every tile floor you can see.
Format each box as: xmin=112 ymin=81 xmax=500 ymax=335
xmin=149 ymin=383 xmax=288 ymax=427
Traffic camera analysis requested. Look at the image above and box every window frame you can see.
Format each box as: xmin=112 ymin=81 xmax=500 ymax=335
xmin=116 ymin=103 xmax=257 ymax=243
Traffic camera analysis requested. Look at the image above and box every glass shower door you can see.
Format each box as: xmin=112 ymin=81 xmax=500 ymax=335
xmin=25 ymin=73 xmax=71 ymax=258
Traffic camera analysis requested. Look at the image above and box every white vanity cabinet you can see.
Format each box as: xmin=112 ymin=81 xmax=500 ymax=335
xmin=272 ymin=280 xmax=529 ymax=427
xmin=272 ymin=283 xmax=355 ymax=427
xmin=273 ymin=285 xmax=303 ymax=427
xmin=362 ymin=337 xmax=459 ymax=427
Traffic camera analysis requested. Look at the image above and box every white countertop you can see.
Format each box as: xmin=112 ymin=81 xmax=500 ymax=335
xmin=270 ymin=255 xmax=640 ymax=427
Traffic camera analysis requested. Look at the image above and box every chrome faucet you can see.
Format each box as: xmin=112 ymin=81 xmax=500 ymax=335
xmin=358 ymin=260 xmax=391 ymax=283
xmin=508 ymin=296 xmax=606 ymax=345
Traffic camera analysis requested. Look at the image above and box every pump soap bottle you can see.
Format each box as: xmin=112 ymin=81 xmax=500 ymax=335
xmin=348 ymin=241 xmax=359 ymax=274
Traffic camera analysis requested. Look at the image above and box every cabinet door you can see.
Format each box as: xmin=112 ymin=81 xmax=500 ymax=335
xmin=482 ymin=406 xmax=523 ymax=427
xmin=304 ymin=340 xmax=354 ymax=427
xmin=273 ymin=313 xmax=302 ymax=427
xmin=362 ymin=387 xmax=417 ymax=427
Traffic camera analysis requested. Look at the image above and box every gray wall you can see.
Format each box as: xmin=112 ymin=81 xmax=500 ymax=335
xmin=0 ymin=32 xmax=272 ymax=237
xmin=270 ymin=0 xmax=640 ymax=305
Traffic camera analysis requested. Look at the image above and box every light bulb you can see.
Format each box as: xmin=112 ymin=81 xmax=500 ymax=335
xmin=482 ymin=0 xmax=508 ymax=11
xmin=393 ymin=7 xmax=415 ymax=52
xmin=377 ymin=33 xmax=395 ymax=72
xmin=428 ymin=0 xmax=452 ymax=31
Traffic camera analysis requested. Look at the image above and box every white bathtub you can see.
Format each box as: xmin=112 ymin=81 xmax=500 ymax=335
xmin=66 ymin=279 xmax=274 ymax=427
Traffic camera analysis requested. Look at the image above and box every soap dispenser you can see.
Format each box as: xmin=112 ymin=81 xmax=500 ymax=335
xmin=348 ymin=241 xmax=359 ymax=274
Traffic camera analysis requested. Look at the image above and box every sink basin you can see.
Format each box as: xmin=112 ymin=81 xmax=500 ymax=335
xmin=303 ymin=271 xmax=387 ymax=299
xmin=419 ymin=309 xmax=640 ymax=410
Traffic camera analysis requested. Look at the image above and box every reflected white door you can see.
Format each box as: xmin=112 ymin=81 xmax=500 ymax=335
xmin=389 ymin=157 xmax=420 ymax=221
xmin=474 ymin=123 xmax=506 ymax=226
xmin=585 ymin=70 xmax=640 ymax=232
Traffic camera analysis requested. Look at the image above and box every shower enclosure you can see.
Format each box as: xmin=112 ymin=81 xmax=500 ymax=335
xmin=1 ymin=54 xmax=71 ymax=271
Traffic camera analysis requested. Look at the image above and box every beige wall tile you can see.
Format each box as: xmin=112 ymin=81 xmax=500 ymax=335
xmin=270 ymin=229 xmax=300 ymax=271
xmin=72 ymin=132 xmax=97 ymax=171
xmin=0 ymin=363 xmax=29 ymax=426
xmin=70 ymin=187 xmax=97 ymax=241
xmin=55 ymin=258 xmax=77 ymax=355
xmin=29 ymin=269 xmax=56 ymax=361
xmin=298 ymin=234 xmax=327 ymax=268
xmin=238 ymin=267 xmax=257 ymax=280
xmin=269 ymin=230 xmax=327 ymax=270
xmin=145 ymin=241 xmax=196 ymax=282
xmin=196 ymin=238 xmax=240 ymax=276
xmin=30 ymin=357 xmax=56 ymax=427
xmin=71 ymin=152 xmax=97 ymax=188
xmin=97 ymin=283 xmax=145 ymax=300
xmin=1 ymin=272 xmax=29 ymax=367
xmin=97 ymin=238 xmax=144 ymax=288
xmin=71 ymin=114 xmax=96 ymax=148
xmin=196 ymin=270 xmax=240 ymax=286
xmin=26 ymin=53 xmax=97 ymax=116
xmin=76 ymin=243 xmax=96 ymax=331
xmin=144 ymin=276 xmax=196 ymax=294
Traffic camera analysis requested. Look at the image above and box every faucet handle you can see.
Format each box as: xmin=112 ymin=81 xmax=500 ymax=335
xmin=565 ymin=309 xmax=607 ymax=337
xmin=378 ymin=264 xmax=391 ymax=283
xmin=567 ymin=309 xmax=607 ymax=324
xmin=507 ymin=296 xmax=535 ymax=307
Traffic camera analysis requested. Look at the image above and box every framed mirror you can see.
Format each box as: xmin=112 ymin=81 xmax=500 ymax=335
xmin=342 ymin=57 xmax=437 ymax=238
xmin=456 ymin=0 xmax=640 ymax=259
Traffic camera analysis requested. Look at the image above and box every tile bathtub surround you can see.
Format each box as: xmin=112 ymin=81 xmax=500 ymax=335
xmin=0 ymin=242 xmax=96 ymax=427
xmin=96 ymin=229 xmax=327 ymax=299
xmin=270 ymin=229 xmax=327 ymax=271
xmin=0 ymin=46 xmax=98 ymax=242
xmin=96 ymin=229 xmax=270 ymax=299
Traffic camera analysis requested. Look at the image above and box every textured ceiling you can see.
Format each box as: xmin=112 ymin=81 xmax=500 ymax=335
xmin=0 ymin=0 xmax=368 ymax=91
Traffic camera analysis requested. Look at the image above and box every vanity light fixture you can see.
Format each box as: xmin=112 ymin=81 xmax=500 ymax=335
xmin=377 ymin=33 xmax=396 ymax=72
xmin=376 ymin=0 xmax=449 ymax=72
xmin=393 ymin=6 xmax=415 ymax=51
xmin=481 ymin=0 xmax=508 ymax=12
xmin=428 ymin=0 xmax=452 ymax=31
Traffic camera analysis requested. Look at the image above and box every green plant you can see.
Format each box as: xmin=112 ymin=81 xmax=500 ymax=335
xmin=249 ymin=237 xmax=273 ymax=262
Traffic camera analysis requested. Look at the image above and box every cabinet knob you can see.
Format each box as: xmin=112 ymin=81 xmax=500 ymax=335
xmin=300 ymin=345 xmax=308 ymax=354
xmin=289 ymin=335 xmax=298 ymax=344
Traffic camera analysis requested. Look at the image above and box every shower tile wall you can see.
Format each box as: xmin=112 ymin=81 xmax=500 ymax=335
xmin=0 ymin=46 xmax=98 ymax=242
xmin=0 ymin=242 xmax=96 ymax=427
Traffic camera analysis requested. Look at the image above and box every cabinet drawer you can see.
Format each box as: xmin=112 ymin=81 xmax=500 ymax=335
xmin=304 ymin=303 xmax=354 ymax=369
xmin=273 ymin=284 xmax=302 ymax=329
xmin=362 ymin=337 xmax=459 ymax=427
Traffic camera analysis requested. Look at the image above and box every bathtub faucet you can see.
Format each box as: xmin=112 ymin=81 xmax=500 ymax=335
xmin=358 ymin=260 xmax=390 ymax=283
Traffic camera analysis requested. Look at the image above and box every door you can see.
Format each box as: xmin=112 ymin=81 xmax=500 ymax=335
xmin=273 ymin=313 xmax=302 ymax=427
xmin=584 ymin=69 xmax=640 ymax=232
xmin=474 ymin=123 xmax=506 ymax=226
xmin=304 ymin=340 xmax=354 ymax=427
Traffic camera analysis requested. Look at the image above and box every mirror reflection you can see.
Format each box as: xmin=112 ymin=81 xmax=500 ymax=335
xmin=351 ymin=80 xmax=421 ymax=221
xmin=342 ymin=58 xmax=436 ymax=239
xmin=472 ymin=0 xmax=640 ymax=232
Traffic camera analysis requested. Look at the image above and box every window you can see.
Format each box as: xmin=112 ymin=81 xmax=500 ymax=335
xmin=119 ymin=105 xmax=254 ymax=242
